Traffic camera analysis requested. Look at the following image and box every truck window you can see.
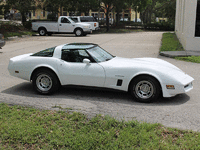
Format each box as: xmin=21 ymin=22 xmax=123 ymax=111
xmin=61 ymin=17 xmax=70 ymax=23
xmin=80 ymin=17 xmax=96 ymax=22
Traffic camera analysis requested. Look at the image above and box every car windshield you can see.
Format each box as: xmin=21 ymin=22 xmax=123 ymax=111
xmin=87 ymin=46 xmax=114 ymax=62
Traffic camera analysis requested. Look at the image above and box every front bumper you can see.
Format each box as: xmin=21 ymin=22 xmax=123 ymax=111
xmin=0 ymin=40 xmax=5 ymax=48
xmin=162 ymin=74 xmax=194 ymax=97
xmin=95 ymin=27 xmax=100 ymax=30
xmin=83 ymin=29 xmax=92 ymax=34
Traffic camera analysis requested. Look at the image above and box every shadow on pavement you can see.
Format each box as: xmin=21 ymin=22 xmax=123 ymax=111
xmin=2 ymin=82 xmax=190 ymax=106
xmin=33 ymin=34 xmax=92 ymax=38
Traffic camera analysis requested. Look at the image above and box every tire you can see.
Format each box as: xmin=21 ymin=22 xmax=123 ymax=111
xmin=32 ymin=69 xmax=60 ymax=94
xmin=129 ymin=76 xmax=161 ymax=103
xmin=75 ymin=28 xmax=83 ymax=36
xmin=38 ymin=28 xmax=47 ymax=36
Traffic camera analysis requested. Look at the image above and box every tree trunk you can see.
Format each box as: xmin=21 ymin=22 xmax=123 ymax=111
xmin=105 ymin=6 xmax=110 ymax=32
xmin=135 ymin=7 xmax=137 ymax=23
xmin=21 ymin=12 xmax=26 ymax=26
xmin=106 ymin=9 xmax=110 ymax=32
xmin=116 ymin=9 xmax=120 ymax=26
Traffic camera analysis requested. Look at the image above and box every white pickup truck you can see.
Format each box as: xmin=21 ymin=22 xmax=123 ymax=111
xmin=32 ymin=16 xmax=92 ymax=36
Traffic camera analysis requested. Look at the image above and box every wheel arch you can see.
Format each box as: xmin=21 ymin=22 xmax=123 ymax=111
xmin=128 ymin=73 xmax=163 ymax=94
xmin=73 ymin=27 xmax=83 ymax=33
xmin=38 ymin=26 xmax=47 ymax=32
xmin=30 ymin=66 xmax=61 ymax=85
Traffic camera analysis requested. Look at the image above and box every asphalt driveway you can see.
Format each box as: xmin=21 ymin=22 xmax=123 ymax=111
xmin=0 ymin=32 xmax=200 ymax=131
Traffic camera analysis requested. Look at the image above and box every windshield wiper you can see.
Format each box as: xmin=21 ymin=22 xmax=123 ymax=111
xmin=105 ymin=58 xmax=111 ymax=61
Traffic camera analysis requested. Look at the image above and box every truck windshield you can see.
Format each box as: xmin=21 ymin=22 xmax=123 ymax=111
xmin=67 ymin=17 xmax=75 ymax=23
xmin=70 ymin=17 xmax=78 ymax=23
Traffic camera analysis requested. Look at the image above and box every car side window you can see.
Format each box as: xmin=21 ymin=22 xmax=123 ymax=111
xmin=61 ymin=17 xmax=70 ymax=23
xmin=61 ymin=49 xmax=93 ymax=63
xmin=31 ymin=47 xmax=55 ymax=57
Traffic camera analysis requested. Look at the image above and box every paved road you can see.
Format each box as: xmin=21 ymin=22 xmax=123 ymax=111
xmin=0 ymin=32 xmax=200 ymax=131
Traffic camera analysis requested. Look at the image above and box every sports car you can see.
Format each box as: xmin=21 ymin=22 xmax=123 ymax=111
xmin=8 ymin=43 xmax=194 ymax=103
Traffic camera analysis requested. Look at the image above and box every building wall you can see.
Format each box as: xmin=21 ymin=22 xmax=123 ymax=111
xmin=175 ymin=0 xmax=200 ymax=51
xmin=31 ymin=9 xmax=48 ymax=20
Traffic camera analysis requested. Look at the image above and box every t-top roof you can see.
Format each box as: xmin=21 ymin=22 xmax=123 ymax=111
xmin=62 ymin=43 xmax=97 ymax=50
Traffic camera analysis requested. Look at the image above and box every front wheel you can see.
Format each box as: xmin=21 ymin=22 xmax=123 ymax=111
xmin=75 ymin=28 xmax=83 ymax=36
xmin=129 ymin=76 xmax=161 ymax=103
xmin=32 ymin=69 xmax=60 ymax=94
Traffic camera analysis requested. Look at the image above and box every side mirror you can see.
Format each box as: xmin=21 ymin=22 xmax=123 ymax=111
xmin=83 ymin=58 xmax=90 ymax=64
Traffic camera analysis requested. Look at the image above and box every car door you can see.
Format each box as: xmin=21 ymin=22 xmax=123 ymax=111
xmin=59 ymin=17 xmax=75 ymax=33
xmin=58 ymin=49 xmax=105 ymax=87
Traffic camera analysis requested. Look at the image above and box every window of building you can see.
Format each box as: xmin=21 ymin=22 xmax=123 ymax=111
xmin=33 ymin=10 xmax=35 ymax=17
xmin=195 ymin=0 xmax=200 ymax=37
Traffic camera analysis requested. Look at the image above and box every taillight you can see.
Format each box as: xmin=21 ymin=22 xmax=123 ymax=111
xmin=94 ymin=23 xmax=96 ymax=27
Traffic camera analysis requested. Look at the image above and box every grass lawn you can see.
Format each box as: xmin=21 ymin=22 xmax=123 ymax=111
xmin=160 ymin=33 xmax=200 ymax=63
xmin=160 ymin=33 xmax=184 ymax=52
xmin=4 ymin=31 xmax=36 ymax=39
xmin=175 ymin=56 xmax=200 ymax=63
xmin=1 ymin=103 xmax=200 ymax=149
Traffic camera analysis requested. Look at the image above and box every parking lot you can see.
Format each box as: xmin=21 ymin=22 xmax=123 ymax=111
xmin=0 ymin=32 xmax=200 ymax=131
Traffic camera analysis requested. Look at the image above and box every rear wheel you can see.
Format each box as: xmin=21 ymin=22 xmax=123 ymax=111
xmin=38 ymin=28 xmax=47 ymax=36
xmin=129 ymin=76 xmax=161 ymax=103
xmin=32 ymin=69 xmax=60 ymax=94
xmin=75 ymin=28 xmax=83 ymax=36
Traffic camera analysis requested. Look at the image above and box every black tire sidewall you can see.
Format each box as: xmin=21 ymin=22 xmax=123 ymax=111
xmin=130 ymin=76 xmax=160 ymax=103
xmin=32 ymin=70 xmax=59 ymax=94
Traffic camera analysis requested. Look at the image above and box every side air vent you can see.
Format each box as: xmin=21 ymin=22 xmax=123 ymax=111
xmin=117 ymin=79 xmax=123 ymax=86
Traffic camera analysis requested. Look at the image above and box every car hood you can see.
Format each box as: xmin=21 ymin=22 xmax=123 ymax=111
xmin=100 ymin=57 xmax=194 ymax=84
xmin=102 ymin=57 xmax=181 ymax=71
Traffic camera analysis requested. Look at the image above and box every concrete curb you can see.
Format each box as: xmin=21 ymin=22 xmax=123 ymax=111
xmin=160 ymin=51 xmax=200 ymax=58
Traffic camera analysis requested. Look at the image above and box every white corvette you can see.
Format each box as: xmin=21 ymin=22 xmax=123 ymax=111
xmin=8 ymin=43 xmax=194 ymax=102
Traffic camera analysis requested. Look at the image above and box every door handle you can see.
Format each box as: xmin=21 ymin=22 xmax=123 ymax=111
xmin=60 ymin=24 xmax=62 ymax=26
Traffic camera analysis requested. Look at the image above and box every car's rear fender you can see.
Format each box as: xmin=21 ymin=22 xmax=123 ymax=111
xmin=30 ymin=65 xmax=61 ymax=85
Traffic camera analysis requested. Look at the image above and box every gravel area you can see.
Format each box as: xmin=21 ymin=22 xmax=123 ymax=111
xmin=0 ymin=32 xmax=200 ymax=131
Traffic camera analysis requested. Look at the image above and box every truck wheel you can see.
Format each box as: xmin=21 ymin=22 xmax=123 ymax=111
xmin=75 ymin=28 xmax=83 ymax=36
xmin=39 ymin=28 xmax=47 ymax=36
